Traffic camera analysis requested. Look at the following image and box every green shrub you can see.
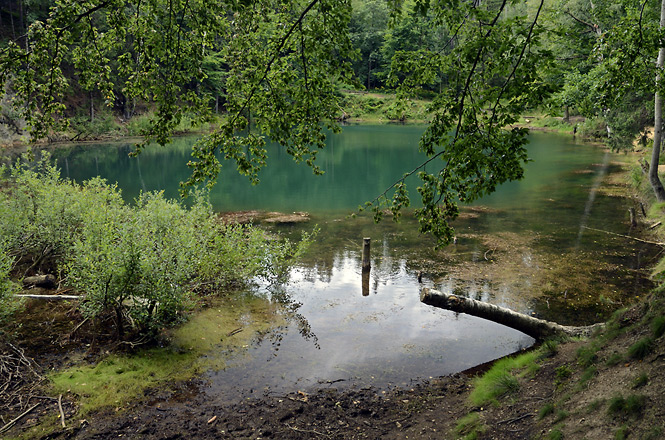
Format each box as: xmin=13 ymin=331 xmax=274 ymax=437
xmin=1 ymin=154 xmax=312 ymax=339
xmin=0 ymin=242 xmax=21 ymax=324
xmin=0 ymin=152 xmax=102 ymax=275
xmin=555 ymin=365 xmax=573 ymax=380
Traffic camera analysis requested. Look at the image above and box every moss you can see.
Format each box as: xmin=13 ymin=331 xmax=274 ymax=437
xmin=49 ymin=294 xmax=285 ymax=415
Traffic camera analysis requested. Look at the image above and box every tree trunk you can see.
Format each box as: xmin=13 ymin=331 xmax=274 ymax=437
xmin=419 ymin=288 xmax=604 ymax=341
xmin=650 ymin=0 xmax=665 ymax=202
xmin=563 ymin=105 xmax=570 ymax=123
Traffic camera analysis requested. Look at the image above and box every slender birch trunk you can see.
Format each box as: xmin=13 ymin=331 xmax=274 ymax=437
xmin=649 ymin=0 xmax=665 ymax=201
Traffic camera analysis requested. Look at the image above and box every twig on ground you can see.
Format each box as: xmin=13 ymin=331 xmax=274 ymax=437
xmin=0 ymin=402 xmax=41 ymax=434
xmin=285 ymin=423 xmax=331 ymax=438
xmin=58 ymin=394 xmax=66 ymax=427
xmin=497 ymin=413 xmax=534 ymax=425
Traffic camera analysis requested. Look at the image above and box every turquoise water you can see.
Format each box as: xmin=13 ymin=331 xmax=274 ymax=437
xmin=47 ymin=126 xmax=656 ymax=400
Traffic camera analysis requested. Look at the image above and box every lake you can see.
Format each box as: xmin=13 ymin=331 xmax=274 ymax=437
xmin=49 ymin=125 xmax=657 ymax=401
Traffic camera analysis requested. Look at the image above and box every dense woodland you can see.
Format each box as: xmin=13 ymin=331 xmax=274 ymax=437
xmin=0 ymin=0 xmax=657 ymax=143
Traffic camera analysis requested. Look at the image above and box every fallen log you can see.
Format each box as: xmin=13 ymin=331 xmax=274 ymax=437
xmin=420 ymin=288 xmax=604 ymax=341
xmin=22 ymin=274 xmax=56 ymax=289
xmin=14 ymin=294 xmax=81 ymax=300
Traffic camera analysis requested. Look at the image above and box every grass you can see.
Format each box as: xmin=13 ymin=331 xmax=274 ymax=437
xmin=548 ymin=426 xmax=564 ymax=440
xmin=607 ymin=394 xmax=646 ymax=419
xmin=576 ymin=344 xmax=599 ymax=368
xmin=652 ymin=315 xmax=665 ymax=338
xmin=627 ymin=337 xmax=654 ymax=360
xmin=468 ymin=351 xmax=539 ymax=406
xmin=631 ymin=372 xmax=649 ymax=389
xmin=454 ymin=412 xmax=486 ymax=439
xmin=539 ymin=403 xmax=556 ymax=420
xmin=605 ymin=352 xmax=624 ymax=366
xmin=614 ymin=425 xmax=630 ymax=440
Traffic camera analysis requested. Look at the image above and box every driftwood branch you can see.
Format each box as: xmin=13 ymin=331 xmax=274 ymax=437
xmin=420 ymin=288 xmax=604 ymax=341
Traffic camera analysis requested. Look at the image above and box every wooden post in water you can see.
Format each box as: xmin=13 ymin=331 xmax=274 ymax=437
xmin=362 ymin=269 xmax=370 ymax=296
xmin=362 ymin=238 xmax=371 ymax=296
xmin=362 ymin=238 xmax=371 ymax=270
xmin=629 ymin=207 xmax=637 ymax=228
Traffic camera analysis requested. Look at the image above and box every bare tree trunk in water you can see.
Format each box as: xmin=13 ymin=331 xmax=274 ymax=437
xmin=420 ymin=288 xmax=604 ymax=341
xmin=650 ymin=0 xmax=665 ymax=202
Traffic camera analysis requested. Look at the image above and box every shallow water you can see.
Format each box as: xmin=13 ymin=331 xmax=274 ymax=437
xmin=48 ymin=126 xmax=658 ymax=401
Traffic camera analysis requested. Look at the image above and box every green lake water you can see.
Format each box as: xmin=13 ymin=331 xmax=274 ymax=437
xmin=48 ymin=126 xmax=657 ymax=401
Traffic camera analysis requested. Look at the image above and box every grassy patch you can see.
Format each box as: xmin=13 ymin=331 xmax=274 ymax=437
xmin=454 ymin=412 xmax=486 ymax=439
xmin=576 ymin=344 xmax=599 ymax=368
xmin=652 ymin=316 xmax=665 ymax=338
xmin=605 ymin=352 xmax=624 ymax=366
xmin=576 ymin=366 xmax=598 ymax=391
xmin=627 ymin=337 xmax=654 ymax=360
xmin=548 ymin=426 xmax=564 ymax=440
xmin=587 ymin=398 xmax=604 ymax=413
xmin=539 ymin=403 xmax=555 ymax=420
xmin=468 ymin=351 xmax=538 ymax=406
xmin=614 ymin=425 xmax=630 ymax=440
xmin=554 ymin=409 xmax=569 ymax=423
xmin=607 ymin=394 xmax=646 ymax=419
xmin=631 ymin=372 xmax=649 ymax=389
xmin=338 ymin=92 xmax=431 ymax=123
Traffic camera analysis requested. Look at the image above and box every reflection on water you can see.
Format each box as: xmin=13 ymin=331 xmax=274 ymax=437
xmin=40 ymin=126 xmax=660 ymax=402
xmin=204 ymin=246 xmax=534 ymax=403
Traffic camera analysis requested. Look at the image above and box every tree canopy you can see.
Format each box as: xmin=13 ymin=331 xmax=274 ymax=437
xmin=1 ymin=0 xmax=662 ymax=244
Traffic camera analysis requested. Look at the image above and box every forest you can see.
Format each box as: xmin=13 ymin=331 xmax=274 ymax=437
xmin=3 ymin=0 xmax=665 ymax=439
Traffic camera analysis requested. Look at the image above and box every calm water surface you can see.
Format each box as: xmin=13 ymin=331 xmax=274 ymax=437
xmin=50 ymin=126 xmax=656 ymax=401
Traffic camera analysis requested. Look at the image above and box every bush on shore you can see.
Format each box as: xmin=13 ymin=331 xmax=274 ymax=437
xmin=0 ymin=151 xmax=311 ymax=336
